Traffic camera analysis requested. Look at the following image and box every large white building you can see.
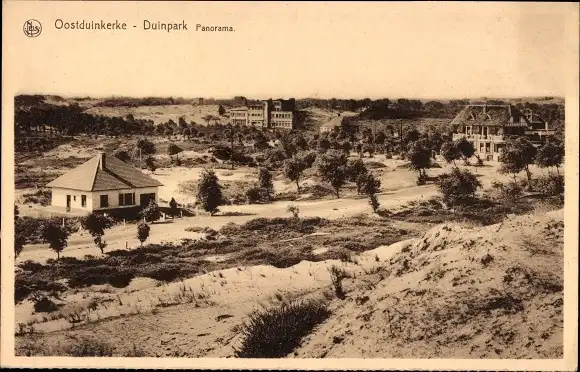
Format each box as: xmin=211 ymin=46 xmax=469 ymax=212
xmin=228 ymin=98 xmax=296 ymax=129
xmin=46 ymin=153 xmax=163 ymax=214
xmin=451 ymin=104 xmax=555 ymax=161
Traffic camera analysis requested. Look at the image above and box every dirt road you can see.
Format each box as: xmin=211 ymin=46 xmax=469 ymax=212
xmin=17 ymin=183 xmax=438 ymax=263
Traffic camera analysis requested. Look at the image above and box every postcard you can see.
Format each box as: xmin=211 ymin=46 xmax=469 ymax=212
xmin=2 ymin=1 xmax=578 ymax=370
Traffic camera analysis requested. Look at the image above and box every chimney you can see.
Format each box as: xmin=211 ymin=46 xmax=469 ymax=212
xmin=100 ymin=152 xmax=106 ymax=170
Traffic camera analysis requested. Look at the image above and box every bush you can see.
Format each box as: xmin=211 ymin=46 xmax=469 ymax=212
xmin=142 ymin=264 xmax=183 ymax=281
xmin=437 ymin=168 xmax=482 ymax=206
xmin=535 ymin=174 xmax=564 ymax=196
xmin=491 ymin=181 xmax=523 ymax=206
xmin=286 ymin=204 xmax=300 ymax=219
xmin=245 ymin=186 xmax=268 ymax=204
xmin=235 ymin=300 xmax=330 ymax=358
xmin=32 ymin=295 xmax=59 ymax=313
xmin=140 ymin=201 xmax=161 ymax=223
xmin=196 ymin=169 xmax=224 ymax=215
xmin=63 ymin=336 xmax=114 ymax=357
xmin=137 ymin=222 xmax=151 ymax=246
xmin=329 ymin=265 xmax=349 ymax=299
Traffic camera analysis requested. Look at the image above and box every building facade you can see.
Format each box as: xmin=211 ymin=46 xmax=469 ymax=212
xmin=228 ymin=98 xmax=296 ymax=129
xmin=46 ymin=153 xmax=163 ymax=214
xmin=451 ymin=104 xmax=555 ymax=161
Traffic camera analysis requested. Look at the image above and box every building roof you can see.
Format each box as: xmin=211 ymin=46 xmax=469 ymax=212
xmin=451 ymin=104 xmax=530 ymax=128
xmin=46 ymin=153 xmax=163 ymax=191
xmin=230 ymin=106 xmax=248 ymax=111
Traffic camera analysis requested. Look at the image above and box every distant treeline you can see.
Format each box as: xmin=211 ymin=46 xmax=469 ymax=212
xmin=93 ymin=97 xmax=196 ymax=107
xmin=14 ymin=95 xmax=565 ymax=139
xmin=15 ymin=101 xmax=155 ymax=137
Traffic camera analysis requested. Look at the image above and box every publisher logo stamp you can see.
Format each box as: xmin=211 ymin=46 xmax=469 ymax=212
xmin=23 ymin=19 xmax=42 ymax=37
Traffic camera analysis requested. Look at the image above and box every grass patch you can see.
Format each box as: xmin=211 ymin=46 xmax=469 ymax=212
xmin=235 ymin=299 xmax=330 ymax=358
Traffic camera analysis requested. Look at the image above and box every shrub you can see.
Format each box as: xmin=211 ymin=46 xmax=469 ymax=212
xmin=437 ymin=168 xmax=482 ymax=206
xmin=329 ymin=265 xmax=349 ymax=299
xmin=245 ymin=186 xmax=267 ymax=204
xmin=258 ymin=168 xmax=274 ymax=199
xmin=491 ymin=181 xmax=523 ymax=206
xmin=369 ymin=193 xmax=380 ymax=213
xmin=63 ymin=336 xmax=114 ymax=357
xmin=235 ymin=300 xmax=330 ymax=358
xmin=137 ymin=222 xmax=151 ymax=246
xmin=21 ymin=189 xmax=51 ymax=206
xmin=196 ymin=169 xmax=224 ymax=215
xmin=32 ymin=295 xmax=59 ymax=313
xmin=140 ymin=200 xmax=161 ymax=223
xmin=286 ymin=204 xmax=300 ymax=219
xmin=142 ymin=264 xmax=182 ymax=282
xmin=535 ymin=174 xmax=564 ymax=197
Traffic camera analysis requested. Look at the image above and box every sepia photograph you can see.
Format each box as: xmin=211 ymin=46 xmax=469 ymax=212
xmin=2 ymin=1 xmax=578 ymax=370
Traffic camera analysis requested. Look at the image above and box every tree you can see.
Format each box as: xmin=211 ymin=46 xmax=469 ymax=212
xmin=403 ymin=129 xmax=420 ymax=148
xmin=167 ymin=142 xmax=183 ymax=161
xmin=535 ymin=137 xmax=564 ymax=175
xmin=407 ymin=140 xmax=432 ymax=184
xmin=14 ymin=204 xmax=19 ymax=220
xmin=284 ymin=157 xmax=307 ymax=194
xmin=361 ymin=173 xmax=381 ymax=213
xmin=347 ymin=159 xmax=368 ymax=194
xmin=81 ymin=212 xmax=114 ymax=254
xmin=440 ymin=141 xmax=460 ymax=167
xmin=137 ymin=222 xmax=151 ymax=246
xmin=374 ymin=130 xmax=386 ymax=145
xmin=136 ymin=138 xmax=156 ymax=159
xmin=500 ymin=137 xmax=537 ymax=189
xmin=140 ymin=200 xmax=162 ymax=222
xmin=454 ymin=137 xmax=475 ymax=163
xmin=258 ymin=168 xmax=274 ymax=199
xmin=362 ymin=144 xmax=374 ymax=158
xmin=169 ymin=197 xmax=179 ymax=218
xmin=437 ymin=168 xmax=482 ymax=207
xmin=40 ymin=221 xmax=70 ymax=260
xmin=145 ymin=156 xmax=156 ymax=172
xmin=299 ymin=150 xmax=317 ymax=168
xmin=218 ymin=105 xmax=226 ymax=116
xmin=316 ymin=150 xmax=349 ymax=198
xmin=224 ymin=124 xmax=237 ymax=169
xmin=317 ymin=138 xmax=331 ymax=154
xmin=196 ymin=169 xmax=224 ymax=215
xmin=253 ymin=131 xmax=270 ymax=151
xmin=15 ymin=219 xmax=26 ymax=258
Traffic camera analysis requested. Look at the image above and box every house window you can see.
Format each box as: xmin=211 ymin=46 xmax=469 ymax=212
xmin=73 ymin=196 xmax=77 ymax=201
xmin=100 ymin=195 xmax=109 ymax=208
xmin=81 ymin=195 xmax=87 ymax=207
xmin=119 ymin=192 xmax=135 ymax=206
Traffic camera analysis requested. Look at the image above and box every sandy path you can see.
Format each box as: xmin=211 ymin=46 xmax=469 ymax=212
xmin=17 ymin=184 xmax=436 ymax=263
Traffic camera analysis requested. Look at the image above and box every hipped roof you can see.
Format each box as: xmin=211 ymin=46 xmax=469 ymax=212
xmin=46 ymin=153 xmax=163 ymax=191
xmin=451 ymin=105 xmax=530 ymax=128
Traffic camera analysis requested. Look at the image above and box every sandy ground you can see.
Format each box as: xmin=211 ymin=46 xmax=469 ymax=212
xmin=16 ymin=153 xmax=559 ymax=264
xmin=15 ymin=210 xmax=563 ymax=358
xmin=85 ymin=104 xmax=226 ymax=126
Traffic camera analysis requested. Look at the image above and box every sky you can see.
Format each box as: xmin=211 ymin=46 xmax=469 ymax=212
xmin=4 ymin=2 xmax=579 ymax=100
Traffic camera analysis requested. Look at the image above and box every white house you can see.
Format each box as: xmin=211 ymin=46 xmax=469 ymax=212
xmin=46 ymin=152 xmax=163 ymax=213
